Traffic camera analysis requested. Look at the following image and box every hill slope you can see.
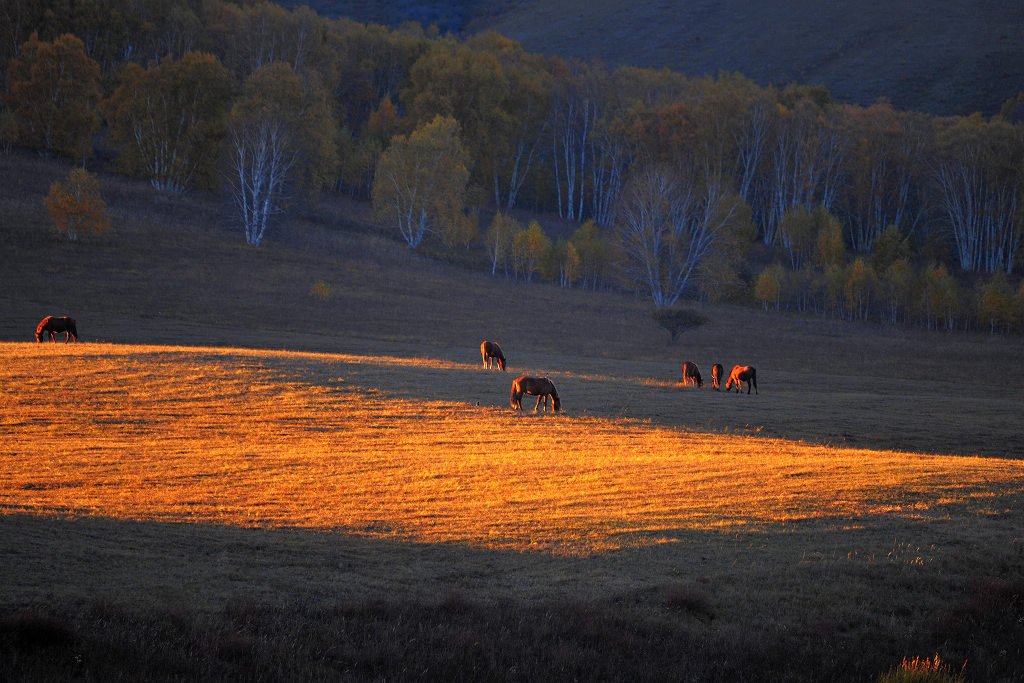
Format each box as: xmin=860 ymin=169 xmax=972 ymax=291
xmin=298 ymin=0 xmax=1024 ymax=116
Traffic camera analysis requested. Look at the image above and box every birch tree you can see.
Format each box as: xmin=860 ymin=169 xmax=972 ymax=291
xmin=934 ymin=115 xmax=1024 ymax=274
xmin=763 ymin=99 xmax=844 ymax=245
xmin=224 ymin=62 xmax=336 ymax=247
xmin=103 ymin=52 xmax=231 ymax=191
xmin=372 ymin=115 xmax=469 ymax=249
xmin=837 ymin=103 xmax=929 ymax=252
xmin=614 ymin=162 xmax=738 ymax=308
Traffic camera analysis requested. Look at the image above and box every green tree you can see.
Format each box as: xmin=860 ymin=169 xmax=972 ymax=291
xmin=373 ymin=115 xmax=470 ymax=248
xmin=815 ymin=209 xmax=847 ymax=268
xmin=878 ymin=258 xmax=915 ymax=325
xmin=569 ymin=219 xmax=608 ymax=290
xmin=869 ymin=224 xmax=911 ymax=273
xmin=403 ymin=34 xmax=550 ymax=208
xmin=43 ymin=167 xmax=109 ymax=240
xmin=7 ymin=32 xmax=100 ymax=160
xmin=975 ymin=271 xmax=1018 ymax=333
xmin=225 ymin=62 xmax=338 ymax=246
xmin=103 ymin=52 xmax=231 ymax=191
xmin=777 ymin=205 xmax=817 ymax=269
xmin=917 ymin=264 xmax=964 ymax=331
xmin=835 ymin=103 xmax=926 ymax=252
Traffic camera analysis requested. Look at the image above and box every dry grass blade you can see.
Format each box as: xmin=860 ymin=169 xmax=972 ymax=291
xmin=3 ymin=342 xmax=1021 ymax=555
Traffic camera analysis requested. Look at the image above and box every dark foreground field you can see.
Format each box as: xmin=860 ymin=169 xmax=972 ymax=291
xmin=1 ymin=152 xmax=1023 ymax=681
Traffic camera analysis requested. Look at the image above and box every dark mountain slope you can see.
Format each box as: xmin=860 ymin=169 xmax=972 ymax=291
xmin=295 ymin=0 xmax=1024 ymax=116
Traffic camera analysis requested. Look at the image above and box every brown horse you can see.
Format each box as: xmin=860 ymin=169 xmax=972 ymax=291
xmin=681 ymin=361 xmax=703 ymax=388
xmin=725 ymin=365 xmax=757 ymax=394
xmin=36 ymin=316 xmax=78 ymax=343
xmin=480 ymin=340 xmax=507 ymax=371
xmin=510 ymin=376 xmax=560 ymax=412
xmin=711 ymin=363 xmax=724 ymax=390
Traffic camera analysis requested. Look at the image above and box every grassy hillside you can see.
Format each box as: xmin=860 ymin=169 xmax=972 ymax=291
xmin=2 ymin=152 xmax=1022 ymax=457
xmin=2 ymin=152 xmax=1024 ymax=680
xmin=298 ymin=0 xmax=1024 ymax=116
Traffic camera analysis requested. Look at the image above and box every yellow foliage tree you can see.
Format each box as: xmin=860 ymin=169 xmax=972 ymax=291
xmin=512 ymin=220 xmax=551 ymax=282
xmin=373 ymin=115 xmax=470 ymax=249
xmin=43 ymin=168 xmax=110 ymax=240
xmin=843 ymin=258 xmax=878 ymax=321
xmin=754 ymin=264 xmax=785 ymax=310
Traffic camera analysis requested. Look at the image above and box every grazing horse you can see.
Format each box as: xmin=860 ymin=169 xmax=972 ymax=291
xmin=510 ymin=375 xmax=560 ymax=412
xmin=725 ymin=365 xmax=757 ymax=394
xmin=36 ymin=316 xmax=78 ymax=343
xmin=711 ymin=363 xmax=724 ymax=390
xmin=480 ymin=340 xmax=507 ymax=371
xmin=681 ymin=361 xmax=703 ymax=388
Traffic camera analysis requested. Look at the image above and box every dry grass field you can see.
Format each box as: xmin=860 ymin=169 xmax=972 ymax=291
xmin=1 ymin=151 xmax=1023 ymax=680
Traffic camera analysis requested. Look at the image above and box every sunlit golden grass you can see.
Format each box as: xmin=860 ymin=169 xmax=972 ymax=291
xmin=3 ymin=342 xmax=1022 ymax=556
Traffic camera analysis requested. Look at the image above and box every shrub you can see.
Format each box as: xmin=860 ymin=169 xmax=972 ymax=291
xmin=309 ymin=279 xmax=331 ymax=300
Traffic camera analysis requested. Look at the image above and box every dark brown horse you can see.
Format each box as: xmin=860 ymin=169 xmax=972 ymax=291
xmin=480 ymin=340 xmax=507 ymax=371
xmin=510 ymin=376 xmax=560 ymax=412
xmin=725 ymin=365 xmax=757 ymax=394
xmin=711 ymin=363 xmax=724 ymax=390
xmin=681 ymin=361 xmax=703 ymax=388
xmin=36 ymin=316 xmax=78 ymax=343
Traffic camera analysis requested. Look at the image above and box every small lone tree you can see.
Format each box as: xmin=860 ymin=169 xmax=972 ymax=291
xmin=43 ymin=168 xmax=109 ymax=240
xmin=652 ymin=308 xmax=707 ymax=343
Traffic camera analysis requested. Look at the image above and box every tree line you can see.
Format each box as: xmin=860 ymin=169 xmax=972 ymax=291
xmin=3 ymin=0 xmax=1024 ymax=332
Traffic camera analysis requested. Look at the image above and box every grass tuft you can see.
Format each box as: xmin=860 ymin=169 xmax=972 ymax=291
xmin=878 ymin=655 xmax=965 ymax=683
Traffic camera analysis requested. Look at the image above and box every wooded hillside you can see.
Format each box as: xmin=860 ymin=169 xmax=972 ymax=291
xmin=3 ymin=0 xmax=1024 ymax=334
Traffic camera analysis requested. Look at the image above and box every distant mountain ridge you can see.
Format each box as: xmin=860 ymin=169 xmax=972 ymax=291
xmin=288 ymin=0 xmax=1024 ymax=116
